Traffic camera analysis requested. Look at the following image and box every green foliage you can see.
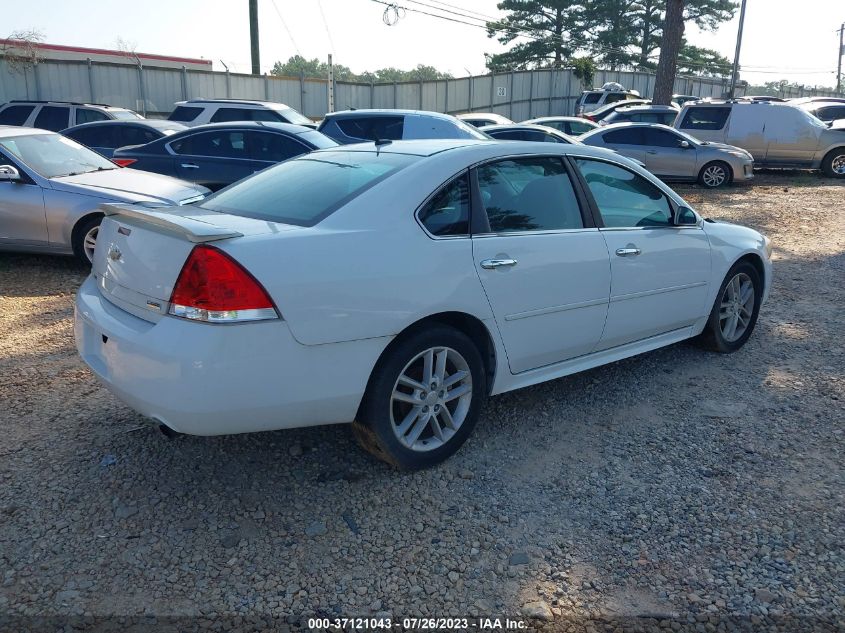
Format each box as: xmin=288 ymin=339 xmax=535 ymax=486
xmin=677 ymin=43 xmax=732 ymax=77
xmin=572 ymin=57 xmax=597 ymax=89
xmin=485 ymin=0 xmax=737 ymax=76
xmin=271 ymin=56 xmax=452 ymax=83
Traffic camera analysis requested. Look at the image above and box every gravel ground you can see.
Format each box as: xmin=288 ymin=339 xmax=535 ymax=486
xmin=1 ymin=173 xmax=843 ymax=632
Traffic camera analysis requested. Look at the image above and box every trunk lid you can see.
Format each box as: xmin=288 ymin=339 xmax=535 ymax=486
xmin=51 ymin=168 xmax=208 ymax=204
xmin=92 ymin=203 xmax=301 ymax=321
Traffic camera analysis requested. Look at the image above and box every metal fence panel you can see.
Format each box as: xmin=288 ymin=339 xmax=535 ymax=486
xmin=91 ymin=64 xmax=142 ymax=111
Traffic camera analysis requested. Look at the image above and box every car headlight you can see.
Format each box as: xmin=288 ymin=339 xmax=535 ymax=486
xmin=763 ymin=236 xmax=773 ymax=259
xmin=728 ymin=150 xmax=751 ymax=160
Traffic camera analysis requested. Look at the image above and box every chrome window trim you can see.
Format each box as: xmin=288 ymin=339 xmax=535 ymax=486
xmin=472 ymin=227 xmax=598 ymax=238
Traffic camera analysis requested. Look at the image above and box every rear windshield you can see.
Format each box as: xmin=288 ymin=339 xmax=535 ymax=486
xmin=197 ymin=150 xmax=417 ymax=226
xmin=168 ymin=106 xmax=203 ymax=122
xmin=275 ymin=106 xmax=311 ymax=125
xmin=297 ymin=129 xmax=338 ymax=149
xmin=110 ymin=109 xmax=143 ymax=120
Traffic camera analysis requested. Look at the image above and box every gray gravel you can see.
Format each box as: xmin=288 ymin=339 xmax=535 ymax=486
xmin=1 ymin=173 xmax=843 ymax=632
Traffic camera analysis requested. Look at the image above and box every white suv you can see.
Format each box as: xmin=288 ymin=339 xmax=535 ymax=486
xmin=167 ymin=99 xmax=315 ymax=128
xmin=0 ymin=101 xmax=142 ymax=132
xmin=575 ymin=89 xmax=641 ymax=116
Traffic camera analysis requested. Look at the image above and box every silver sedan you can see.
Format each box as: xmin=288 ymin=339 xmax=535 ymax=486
xmin=580 ymin=122 xmax=754 ymax=188
xmin=0 ymin=126 xmax=209 ymax=263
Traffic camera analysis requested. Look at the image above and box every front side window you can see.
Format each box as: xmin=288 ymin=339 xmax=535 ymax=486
xmin=603 ymin=128 xmax=644 ymax=145
xmin=0 ymin=105 xmax=35 ymax=126
xmin=68 ymin=125 xmax=115 ymax=148
xmin=33 ymin=106 xmax=71 ymax=132
xmin=680 ymin=106 xmax=730 ymax=131
xmin=170 ymin=131 xmax=248 ymax=158
xmin=476 ymin=157 xmax=583 ymax=233
xmin=642 ymin=128 xmax=686 ymax=148
xmin=418 ymin=174 xmax=470 ymax=237
xmin=575 ymin=159 xmax=672 ymax=228
xmin=75 ymin=108 xmax=110 ymax=125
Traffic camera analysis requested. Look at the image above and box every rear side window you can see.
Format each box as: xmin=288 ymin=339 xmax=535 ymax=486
xmin=118 ymin=126 xmax=161 ymax=147
xmin=335 ymin=116 xmax=404 ymax=141
xmin=67 ymin=125 xmax=115 ymax=148
xmin=33 ymin=106 xmax=71 ymax=132
xmin=603 ymin=128 xmax=644 ymax=145
xmin=604 ymin=93 xmax=627 ymax=104
xmin=567 ymin=120 xmax=594 ymax=135
xmin=0 ymin=105 xmax=35 ymax=125
xmin=642 ymin=128 xmax=684 ymax=148
xmin=583 ymin=93 xmax=602 ymax=104
xmin=476 ymin=157 xmax=583 ymax=232
xmin=171 ymin=131 xmax=248 ymax=158
xmin=418 ymin=174 xmax=470 ymax=237
xmin=487 ymin=130 xmax=533 ymax=141
xmin=198 ymin=151 xmax=416 ymax=226
xmin=680 ymin=106 xmax=730 ymax=131
xmin=817 ymin=106 xmax=845 ymax=120
xmin=247 ymin=131 xmax=308 ymax=162
xmin=76 ymin=108 xmax=110 ymax=125
xmin=168 ymin=106 xmax=203 ymax=122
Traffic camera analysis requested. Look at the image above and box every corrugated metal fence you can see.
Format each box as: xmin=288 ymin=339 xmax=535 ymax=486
xmin=1 ymin=57 xmax=759 ymax=120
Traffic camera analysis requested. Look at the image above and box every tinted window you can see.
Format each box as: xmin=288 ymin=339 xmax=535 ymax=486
xmin=0 ymin=105 xmax=35 ymax=125
xmin=604 ymin=93 xmax=627 ymax=104
xmin=642 ymin=128 xmax=685 ymax=148
xmin=75 ymin=108 xmax=110 ymax=125
xmin=583 ymin=93 xmax=602 ymax=104
xmin=247 ymin=131 xmax=308 ymax=162
xmin=418 ymin=174 xmax=470 ymax=236
xmin=170 ymin=131 xmax=248 ymax=158
xmin=33 ymin=106 xmax=71 ymax=132
xmin=603 ymin=128 xmax=644 ymax=145
xmin=296 ymin=129 xmax=338 ymax=149
xmin=575 ymin=159 xmax=672 ymax=228
xmin=487 ymin=130 xmax=532 ymax=141
xmin=477 ymin=157 xmax=583 ymax=232
xmin=118 ymin=126 xmax=161 ymax=147
xmin=210 ymin=107 xmax=283 ymax=123
xmin=680 ymin=106 xmax=730 ymax=130
xmin=168 ymin=106 xmax=203 ymax=122
xmin=335 ymin=116 xmax=404 ymax=141
xmin=67 ymin=126 xmax=115 ymax=148
xmin=198 ymin=151 xmax=416 ymax=226
xmin=817 ymin=106 xmax=845 ymax=120
xmin=567 ymin=120 xmax=594 ymax=135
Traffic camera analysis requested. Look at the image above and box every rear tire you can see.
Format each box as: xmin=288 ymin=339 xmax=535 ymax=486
xmin=698 ymin=161 xmax=732 ymax=188
xmin=71 ymin=215 xmax=102 ymax=265
xmin=820 ymin=148 xmax=845 ymax=178
xmin=353 ymin=325 xmax=487 ymax=470
xmin=696 ymin=261 xmax=762 ymax=353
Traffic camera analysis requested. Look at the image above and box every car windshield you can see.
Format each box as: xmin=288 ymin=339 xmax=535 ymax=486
xmin=0 ymin=133 xmax=117 ymax=178
xmin=274 ymin=106 xmax=312 ymax=126
xmin=197 ymin=150 xmax=417 ymax=226
xmin=110 ymin=110 xmax=143 ymax=120
xmin=798 ymin=108 xmax=829 ymax=128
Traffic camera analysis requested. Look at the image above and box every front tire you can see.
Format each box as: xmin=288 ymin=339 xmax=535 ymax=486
xmin=72 ymin=216 xmax=102 ymax=265
xmin=697 ymin=261 xmax=762 ymax=353
xmin=698 ymin=161 xmax=732 ymax=188
xmin=353 ymin=325 xmax=487 ymax=470
xmin=821 ymin=148 xmax=845 ymax=178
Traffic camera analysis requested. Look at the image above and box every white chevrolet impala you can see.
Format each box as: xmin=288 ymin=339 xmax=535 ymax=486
xmin=75 ymin=140 xmax=772 ymax=470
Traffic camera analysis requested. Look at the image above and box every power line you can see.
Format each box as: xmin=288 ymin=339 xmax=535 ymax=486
xmin=271 ymin=0 xmax=302 ymax=57
xmin=316 ymin=0 xmax=337 ymax=54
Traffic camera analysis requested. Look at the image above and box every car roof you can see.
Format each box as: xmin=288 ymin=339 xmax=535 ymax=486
xmin=325 ymin=109 xmax=459 ymax=120
xmin=580 ymin=121 xmax=680 ymax=139
xmin=590 ymin=99 xmax=651 ymax=114
xmin=312 ymin=139 xmax=488 ymax=156
xmin=480 ymin=123 xmax=561 ymax=134
xmin=457 ymin=112 xmax=509 ymax=119
xmin=170 ymin=121 xmax=316 ymax=135
xmin=524 ymin=116 xmax=590 ymax=123
xmin=0 ymin=125 xmax=53 ymax=138
xmin=3 ymin=100 xmax=132 ymax=110
xmin=175 ymin=99 xmax=294 ymax=108
xmin=612 ymin=104 xmax=678 ymax=113
xmin=61 ymin=120 xmax=187 ymax=133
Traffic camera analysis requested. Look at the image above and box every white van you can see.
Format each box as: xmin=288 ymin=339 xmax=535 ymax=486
xmin=674 ymin=101 xmax=845 ymax=177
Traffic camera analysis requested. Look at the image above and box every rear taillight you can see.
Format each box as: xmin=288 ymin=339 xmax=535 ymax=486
xmin=112 ymin=158 xmax=137 ymax=167
xmin=168 ymin=245 xmax=278 ymax=323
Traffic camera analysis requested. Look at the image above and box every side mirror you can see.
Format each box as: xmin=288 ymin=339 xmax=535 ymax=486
xmin=675 ymin=206 xmax=698 ymax=225
xmin=0 ymin=165 xmax=21 ymax=182
xmin=678 ymin=140 xmax=691 ymax=149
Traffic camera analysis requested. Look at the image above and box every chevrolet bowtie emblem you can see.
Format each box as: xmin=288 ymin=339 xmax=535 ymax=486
xmin=108 ymin=246 xmax=122 ymax=261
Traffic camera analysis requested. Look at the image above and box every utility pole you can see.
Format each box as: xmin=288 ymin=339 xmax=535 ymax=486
xmin=837 ymin=22 xmax=844 ymax=94
xmin=327 ymin=54 xmax=335 ymax=113
xmin=249 ymin=0 xmax=260 ymax=75
xmin=728 ymin=0 xmax=747 ymax=99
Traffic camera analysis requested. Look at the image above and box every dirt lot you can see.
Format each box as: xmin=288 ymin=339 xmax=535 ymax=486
xmin=1 ymin=173 xmax=843 ymax=632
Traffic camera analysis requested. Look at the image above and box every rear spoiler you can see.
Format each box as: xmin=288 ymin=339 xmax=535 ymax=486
xmin=102 ymin=203 xmax=243 ymax=243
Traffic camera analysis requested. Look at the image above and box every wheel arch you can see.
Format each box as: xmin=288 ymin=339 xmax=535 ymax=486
xmin=700 ymin=159 xmax=734 ymax=184
xmin=734 ymin=251 xmax=766 ymax=293
xmin=70 ymin=211 xmax=104 ymax=245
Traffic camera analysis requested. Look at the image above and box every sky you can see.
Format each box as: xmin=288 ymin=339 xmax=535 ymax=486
xmin=3 ymin=0 xmax=843 ymax=88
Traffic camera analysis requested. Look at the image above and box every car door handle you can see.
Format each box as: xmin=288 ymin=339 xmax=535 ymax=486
xmin=180 ymin=163 xmax=200 ymax=169
xmin=646 ymin=150 xmax=658 ymax=154
xmin=615 ymin=248 xmax=641 ymax=257
xmin=480 ymin=258 xmax=518 ymax=269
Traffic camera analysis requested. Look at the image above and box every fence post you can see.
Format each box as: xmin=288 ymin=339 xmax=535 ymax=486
xmin=264 ymin=73 xmax=269 ymax=100
xmin=393 ymin=81 xmax=398 ymax=108
xmin=419 ymin=79 xmax=424 ymax=109
xmin=370 ymin=81 xmax=375 ymax=108
xmin=489 ymin=71 xmax=495 ymax=110
xmin=181 ymin=66 xmax=188 ymax=100
xmin=508 ymin=72 xmax=514 ymax=120
xmin=137 ymin=64 xmax=147 ymax=116
xmin=87 ymin=58 xmax=96 ymax=103
xmin=468 ymin=75 xmax=473 ymax=112
xmin=444 ymin=79 xmax=449 ymax=114
xmin=548 ymin=70 xmax=553 ymax=115
xmin=566 ymin=70 xmax=572 ymax=116
xmin=299 ymin=71 xmax=306 ymax=113
xmin=528 ymin=70 xmax=534 ymax=119
xmin=33 ymin=63 xmax=41 ymax=100
xmin=225 ymin=69 xmax=231 ymax=98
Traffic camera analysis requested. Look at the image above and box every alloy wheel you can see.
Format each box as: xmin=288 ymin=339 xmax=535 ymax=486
xmin=702 ymin=164 xmax=727 ymax=187
xmin=83 ymin=226 xmax=99 ymax=264
xmin=832 ymin=154 xmax=845 ymax=176
xmin=719 ymin=272 xmax=755 ymax=342
xmin=390 ymin=346 xmax=473 ymax=452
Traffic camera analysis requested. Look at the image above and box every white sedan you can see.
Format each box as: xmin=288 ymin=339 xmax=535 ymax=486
xmin=75 ymin=139 xmax=772 ymax=470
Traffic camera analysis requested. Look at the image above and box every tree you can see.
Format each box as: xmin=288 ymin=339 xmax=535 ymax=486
xmin=270 ymin=56 xmax=452 ymax=83
xmin=677 ymin=43 xmax=731 ymax=76
xmin=572 ymin=57 xmax=597 ymax=89
xmin=1 ymin=29 xmax=44 ymax=75
xmin=652 ymin=0 xmax=685 ymax=104
xmin=485 ymin=1 xmax=585 ymax=70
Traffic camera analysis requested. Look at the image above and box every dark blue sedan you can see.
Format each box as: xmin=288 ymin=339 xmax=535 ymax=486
xmin=111 ymin=122 xmax=338 ymax=191
xmin=62 ymin=120 xmax=188 ymax=158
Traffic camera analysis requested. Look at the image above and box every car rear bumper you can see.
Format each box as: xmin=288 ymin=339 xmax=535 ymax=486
xmin=74 ymin=275 xmax=389 ymax=435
